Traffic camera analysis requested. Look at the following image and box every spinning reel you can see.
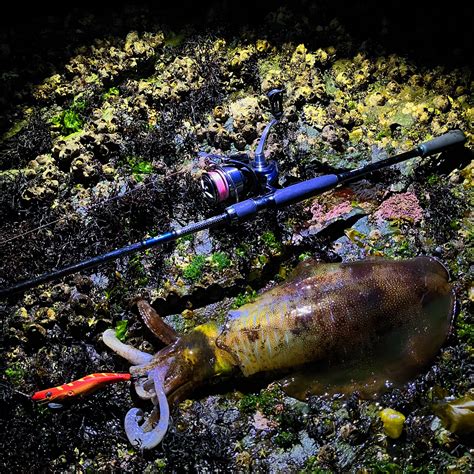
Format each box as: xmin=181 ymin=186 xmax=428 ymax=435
xmin=200 ymin=89 xmax=284 ymax=204
xmin=1 ymin=82 xmax=466 ymax=298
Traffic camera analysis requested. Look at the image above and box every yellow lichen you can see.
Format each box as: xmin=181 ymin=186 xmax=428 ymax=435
xmin=230 ymin=46 xmax=255 ymax=69
xmin=365 ymin=92 xmax=386 ymax=107
xmin=291 ymin=44 xmax=307 ymax=64
xmin=212 ymin=39 xmax=226 ymax=52
xmin=256 ymin=39 xmax=270 ymax=53
xmin=314 ymin=48 xmax=330 ymax=65
xmin=349 ymin=128 xmax=363 ymax=143
xmin=460 ymin=160 xmax=474 ymax=188
xmin=303 ymin=105 xmax=328 ymax=129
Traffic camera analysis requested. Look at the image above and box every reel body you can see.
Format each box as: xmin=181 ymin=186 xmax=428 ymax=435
xmin=200 ymin=89 xmax=283 ymax=205
xmin=200 ymin=152 xmax=278 ymax=204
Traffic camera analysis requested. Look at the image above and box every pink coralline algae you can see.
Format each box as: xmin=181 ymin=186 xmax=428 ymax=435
xmin=310 ymin=200 xmax=354 ymax=225
xmin=374 ymin=192 xmax=423 ymax=223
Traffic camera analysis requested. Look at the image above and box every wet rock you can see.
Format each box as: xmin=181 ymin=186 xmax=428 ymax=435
xmin=229 ymin=96 xmax=262 ymax=132
xmin=21 ymin=154 xmax=62 ymax=202
xmin=52 ymin=137 xmax=83 ymax=168
xmin=212 ymin=105 xmax=229 ymax=123
xmin=74 ymin=275 xmax=93 ymax=294
xmin=71 ymin=153 xmax=100 ymax=184
xmin=321 ymin=124 xmax=339 ymax=145
xmin=70 ymin=291 xmax=94 ymax=314
xmin=25 ymin=322 xmax=47 ymax=345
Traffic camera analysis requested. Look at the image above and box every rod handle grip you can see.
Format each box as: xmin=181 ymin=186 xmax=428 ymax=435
xmin=417 ymin=129 xmax=466 ymax=157
xmin=273 ymin=174 xmax=339 ymax=207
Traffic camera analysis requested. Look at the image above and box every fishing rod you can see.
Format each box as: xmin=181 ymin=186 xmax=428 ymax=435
xmin=0 ymin=89 xmax=466 ymax=298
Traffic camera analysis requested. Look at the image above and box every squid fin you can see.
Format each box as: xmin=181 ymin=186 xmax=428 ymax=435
xmin=137 ymin=300 xmax=178 ymax=345
xmin=279 ymin=332 xmax=450 ymax=400
xmin=277 ymin=360 xmax=391 ymax=400
xmin=280 ymin=284 xmax=455 ymax=400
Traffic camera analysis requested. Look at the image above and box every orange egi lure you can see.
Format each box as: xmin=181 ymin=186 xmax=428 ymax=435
xmin=32 ymin=372 xmax=131 ymax=403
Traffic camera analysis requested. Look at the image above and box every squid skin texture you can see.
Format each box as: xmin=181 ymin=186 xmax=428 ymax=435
xmin=218 ymin=256 xmax=454 ymax=374
xmin=132 ymin=256 xmax=455 ymax=401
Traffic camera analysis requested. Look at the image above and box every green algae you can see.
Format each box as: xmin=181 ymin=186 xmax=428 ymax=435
xmin=261 ymin=231 xmax=282 ymax=253
xmin=210 ymin=252 xmax=231 ymax=271
xmin=456 ymin=310 xmax=474 ymax=346
xmin=128 ymin=157 xmax=153 ymax=182
xmin=232 ymin=289 xmax=258 ymax=309
xmin=238 ymin=385 xmax=282 ymax=415
xmin=4 ymin=363 xmax=26 ymax=385
xmin=274 ymin=431 xmax=298 ymax=449
xmin=50 ymin=98 xmax=87 ymax=135
xmin=114 ymin=320 xmax=128 ymax=342
xmin=235 ymin=244 xmax=251 ymax=258
xmin=182 ymin=255 xmax=206 ymax=281
xmin=298 ymin=252 xmax=312 ymax=261
xmin=103 ymin=87 xmax=119 ymax=100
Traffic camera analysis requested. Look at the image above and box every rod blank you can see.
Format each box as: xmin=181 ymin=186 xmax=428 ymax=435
xmin=0 ymin=129 xmax=466 ymax=298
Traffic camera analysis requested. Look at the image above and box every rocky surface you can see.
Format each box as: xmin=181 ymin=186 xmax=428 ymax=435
xmin=0 ymin=3 xmax=473 ymax=472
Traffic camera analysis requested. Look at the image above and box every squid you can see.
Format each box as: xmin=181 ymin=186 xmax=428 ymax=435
xmin=103 ymin=256 xmax=455 ymax=449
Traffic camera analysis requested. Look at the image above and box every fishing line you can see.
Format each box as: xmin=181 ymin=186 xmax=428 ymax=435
xmin=0 ymin=86 xmax=466 ymax=297
xmin=0 ymin=167 xmax=185 ymax=247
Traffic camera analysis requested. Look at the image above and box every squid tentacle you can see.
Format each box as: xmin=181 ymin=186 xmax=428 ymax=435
xmin=124 ymin=367 xmax=170 ymax=449
xmin=134 ymin=377 xmax=156 ymax=400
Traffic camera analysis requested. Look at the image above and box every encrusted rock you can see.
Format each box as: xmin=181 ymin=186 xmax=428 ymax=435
xmin=71 ymin=153 xmax=100 ymax=184
xmin=22 ymin=154 xmax=62 ymax=202
xmin=229 ymin=96 xmax=262 ymax=131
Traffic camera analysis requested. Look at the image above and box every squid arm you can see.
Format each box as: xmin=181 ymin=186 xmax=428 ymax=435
xmin=102 ymin=329 xmax=154 ymax=365
xmin=136 ymin=300 xmax=178 ymax=345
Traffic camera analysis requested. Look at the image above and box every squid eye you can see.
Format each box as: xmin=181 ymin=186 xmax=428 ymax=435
xmin=46 ymin=391 xmax=52 ymax=398
xmin=67 ymin=390 xmax=74 ymax=396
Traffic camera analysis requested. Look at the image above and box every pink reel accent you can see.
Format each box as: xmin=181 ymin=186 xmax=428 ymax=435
xmin=208 ymin=170 xmax=230 ymax=202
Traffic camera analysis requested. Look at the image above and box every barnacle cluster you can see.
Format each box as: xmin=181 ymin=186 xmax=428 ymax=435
xmin=22 ymin=154 xmax=62 ymax=202
xmin=2 ymin=17 xmax=471 ymax=213
xmin=33 ymin=31 xmax=164 ymax=102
